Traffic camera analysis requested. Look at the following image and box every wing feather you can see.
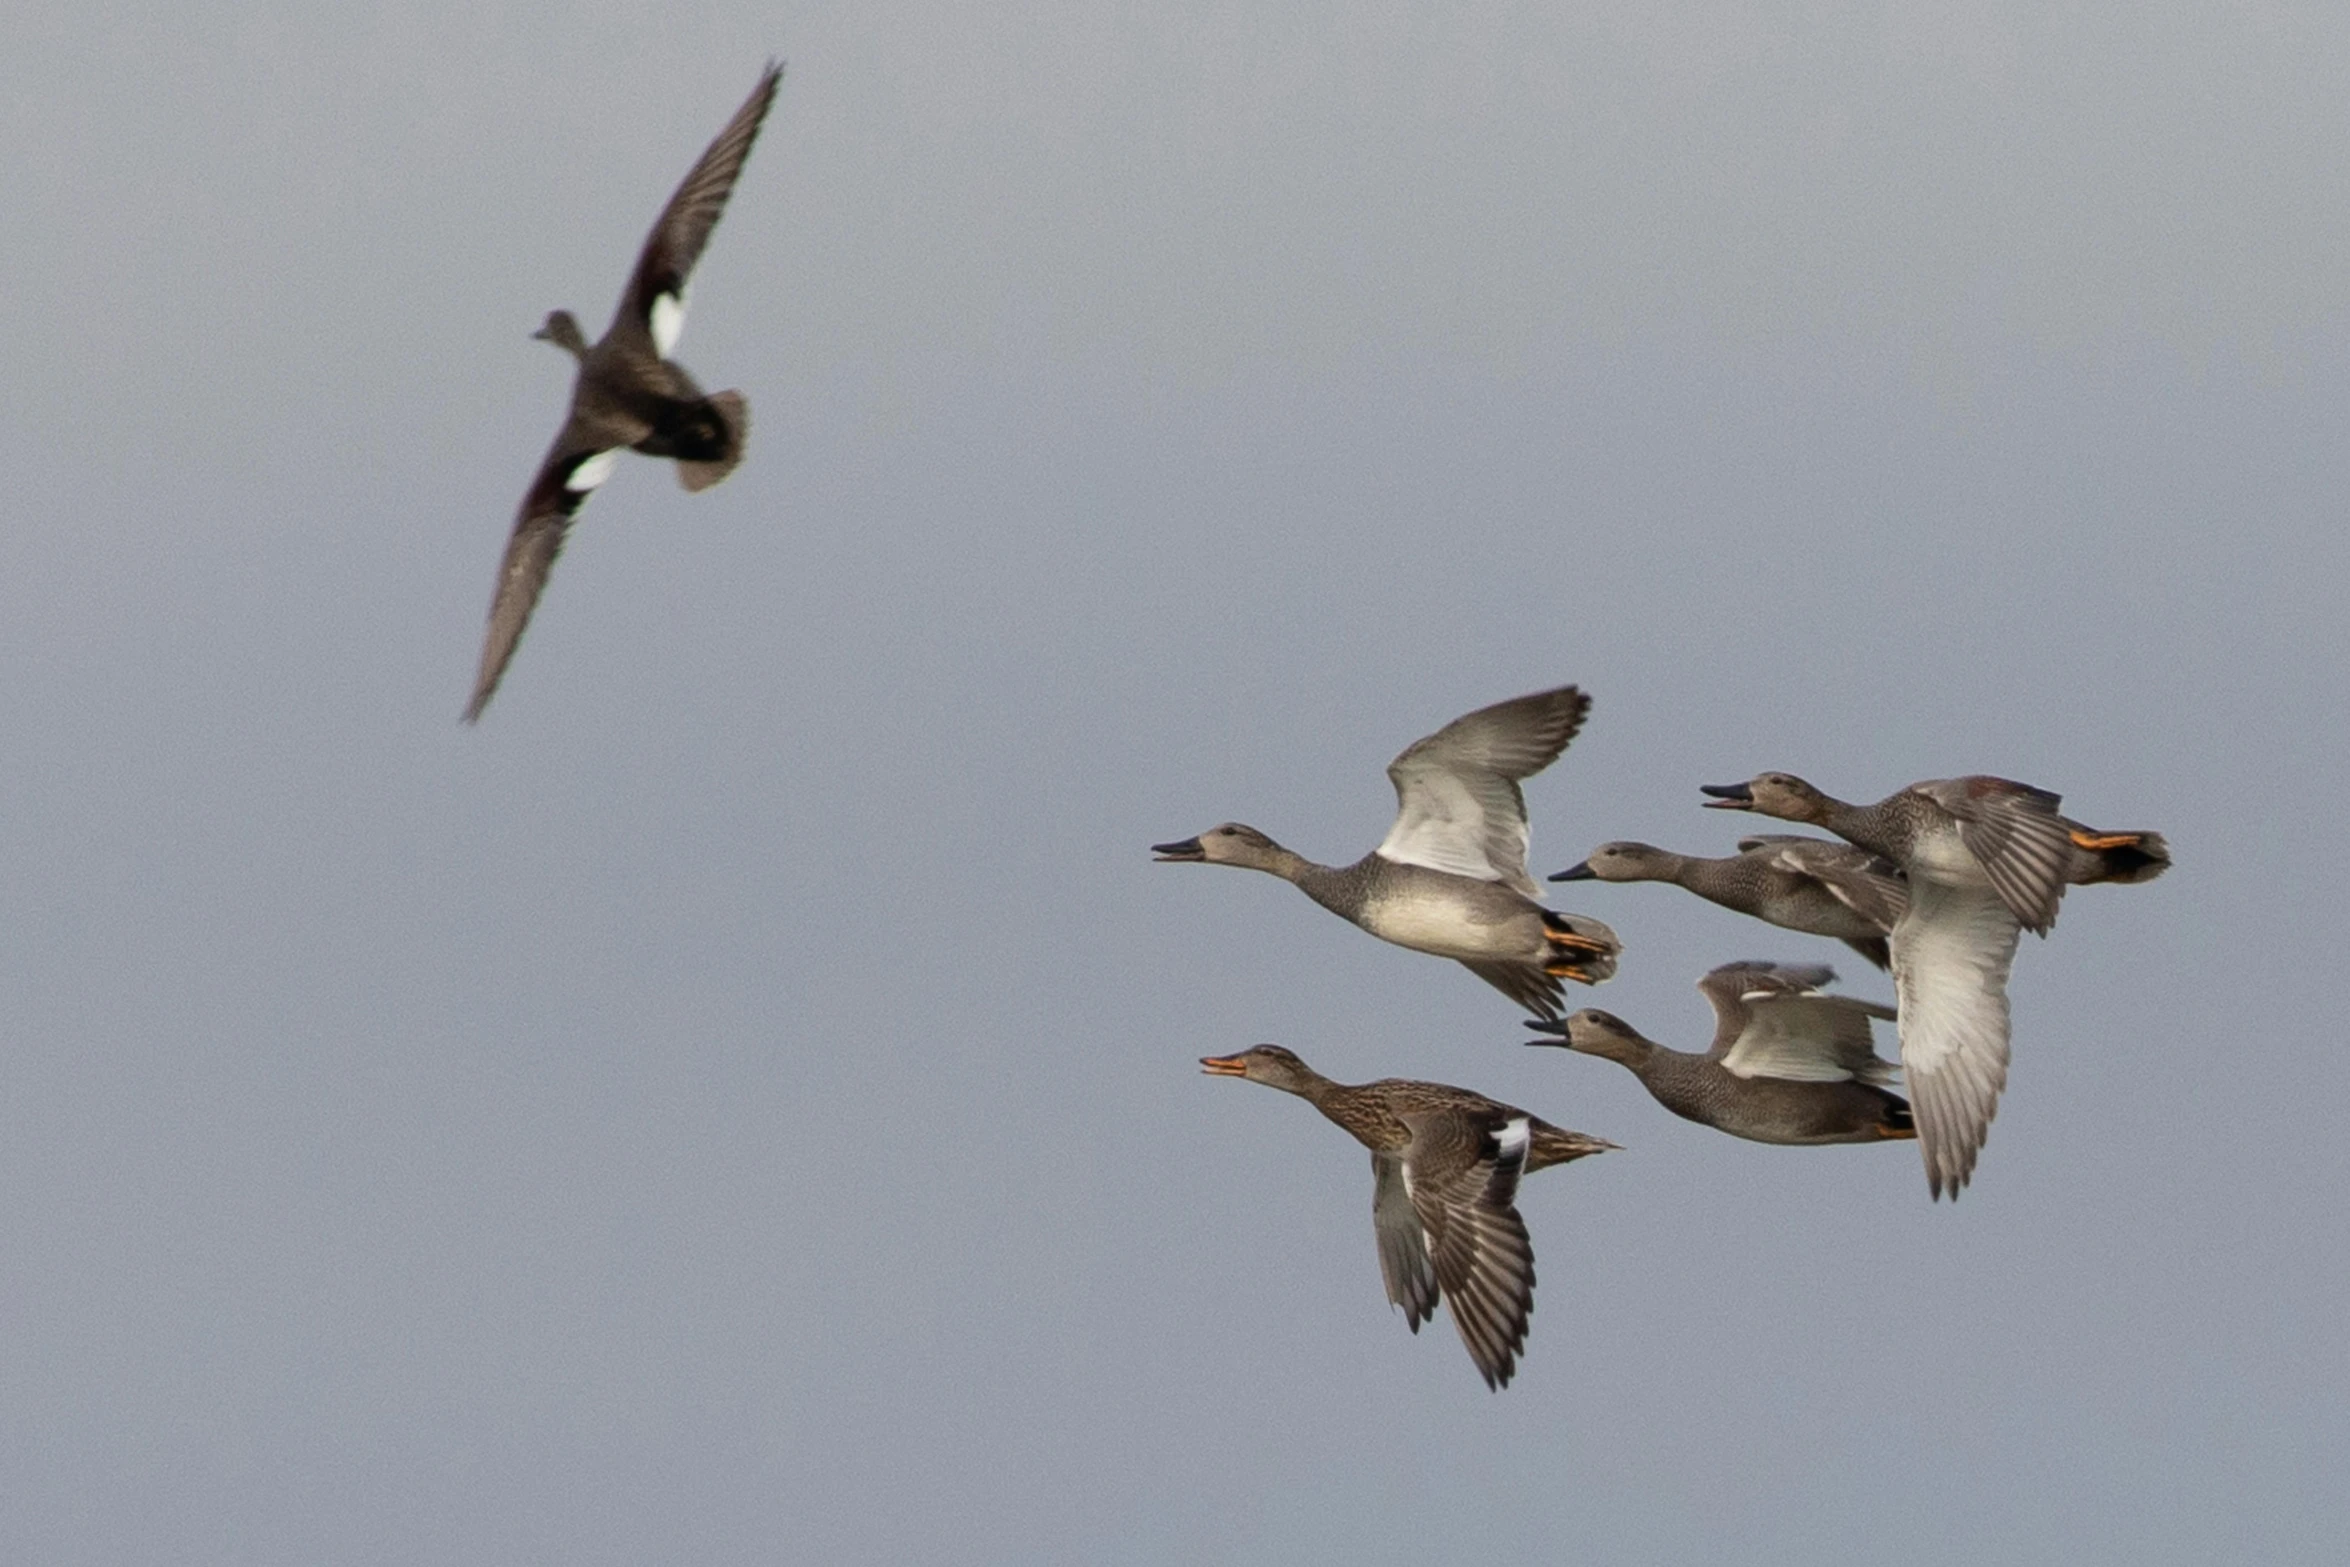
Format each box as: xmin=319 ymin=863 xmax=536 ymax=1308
xmin=1700 ymin=962 xmax=1899 ymax=1083
xmin=610 ymin=63 xmax=784 ymax=349
xmin=464 ymin=435 xmax=611 ymax=721
xmin=1460 ymin=959 xmax=1567 ymax=1021
xmin=1370 ymin=1153 xmax=1439 ymax=1331
xmin=1747 ymin=836 xmax=1911 ymax=929
xmin=1376 ymin=686 xmax=1588 ymax=897
xmin=1891 ymin=877 xmax=2021 ymax=1199
xmin=1401 ymin=1113 xmax=1538 ymax=1390
xmin=1916 ymin=777 xmax=2073 ymax=935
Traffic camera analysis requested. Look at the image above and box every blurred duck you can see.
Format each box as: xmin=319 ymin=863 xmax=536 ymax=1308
xmin=1201 ymin=1044 xmax=1616 ymax=1390
xmin=1553 ymin=835 xmax=1906 ymax=969
xmin=1700 ymin=772 xmax=2167 ymax=1197
xmin=466 ymin=63 xmax=783 ymax=721
xmin=1526 ymin=961 xmax=1910 ymax=1145
xmin=1155 ymin=686 xmax=1620 ymax=1020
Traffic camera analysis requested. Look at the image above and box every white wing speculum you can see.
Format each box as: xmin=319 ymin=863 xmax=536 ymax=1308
xmin=1494 ymin=1117 xmax=1531 ymax=1162
xmin=650 ymin=288 xmax=688 ymax=358
xmin=565 ymin=449 xmax=620 ymax=493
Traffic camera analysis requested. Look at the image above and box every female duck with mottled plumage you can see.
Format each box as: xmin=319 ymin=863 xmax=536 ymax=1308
xmin=1699 ymin=771 xmax=2168 ymax=1199
xmin=1201 ymin=1044 xmax=1616 ymax=1391
xmin=1528 ymin=961 xmax=1912 ymax=1145
xmin=1154 ymin=686 xmax=1620 ymax=1020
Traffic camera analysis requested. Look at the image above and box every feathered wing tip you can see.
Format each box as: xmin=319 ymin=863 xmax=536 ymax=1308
xmin=462 ymin=509 xmax=572 ymax=723
xmin=675 ymin=390 xmax=747 ymax=492
xmin=1460 ymin=959 xmax=1565 ymax=1021
xmin=1910 ymin=1051 xmax=2006 ymax=1200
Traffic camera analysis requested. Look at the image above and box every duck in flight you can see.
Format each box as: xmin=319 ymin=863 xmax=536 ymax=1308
xmin=1153 ymin=686 xmax=1621 ymax=1019
xmin=465 ymin=62 xmax=783 ymax=722
xmin=1552 ymin=834 xmax=1907 ymax=970
xmin=1527 ymin=961 xmax=1910 ymax=1146
xmin=1700 ymin=772 xmax=2167 ymax=1197
xmin=1201 ymin=1044 xmax=1616 ymax=1390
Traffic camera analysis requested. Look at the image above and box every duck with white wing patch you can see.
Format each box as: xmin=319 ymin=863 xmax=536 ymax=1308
xmin=1154 ymin=686 xmax=1621 ymax=1019
xmin=465 ymin=62 xmax=782 ymax=721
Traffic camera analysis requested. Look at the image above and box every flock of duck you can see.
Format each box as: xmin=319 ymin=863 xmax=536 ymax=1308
xmin=456 ymin=64 xmax=2170 ymax=1393
xmin=1157 ymin=684 xmax=2168 ymax=1388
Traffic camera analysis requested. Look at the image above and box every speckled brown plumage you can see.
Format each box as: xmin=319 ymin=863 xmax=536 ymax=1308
xmin=1201 ymin=1044 xmax=1615 ymax=1390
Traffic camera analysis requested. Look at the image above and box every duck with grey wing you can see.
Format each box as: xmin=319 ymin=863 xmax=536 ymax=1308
xmin=1201 ymin=1044 xmax=1616 ymax=1391
xmin=1700 ymin=771 xmax=2168 ymax=1198
xmin=1527 ymin=961 xmax=1911 ymax=1145
xmin=1154 ymin=686 xmax=1621 ymax=1020
xmin=465 ymin=62 xmax=783 ymax=721
xmin=1552 ymin=835 xmax=1907 ymax=970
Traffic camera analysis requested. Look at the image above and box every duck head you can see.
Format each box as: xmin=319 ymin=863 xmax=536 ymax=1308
xmin=1200 ymin=1044 xmax=1319 ymax=1093
xmin=1524 ymin=1009 xmax=1650 ymax=1065
xmin=1152 ymin=822 xmax=1283 ymax=869
xmin=1701 ymin=772 xmax=1835 ymax=824
xmin=1551 ymin=841 xmax=1669 ymax=882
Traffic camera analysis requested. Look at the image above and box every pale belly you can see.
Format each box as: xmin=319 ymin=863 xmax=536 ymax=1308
xmin=1358 ymin=892 xmax=1524 ymax=960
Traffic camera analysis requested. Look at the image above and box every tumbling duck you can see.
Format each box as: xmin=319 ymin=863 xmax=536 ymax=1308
xmin=1700 ymin=772 xmax=2168 ymax=1197
xmin=1154 ymin=687 xmax=1620 ymax=1019
xmin=1526 ymin=961 xmax=1910 ymax=1145
xmin=466 ymin=63 xmax=783 ymax=721
xmin=1552 ymin=835 xmax=1907 ymax=969
xmin=1201 ymin=1044 xmax=1616 ymax=1390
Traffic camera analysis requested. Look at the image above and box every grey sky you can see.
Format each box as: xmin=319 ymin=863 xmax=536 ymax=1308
xmin=3 ymin=2 xmax=2344 ymax=1561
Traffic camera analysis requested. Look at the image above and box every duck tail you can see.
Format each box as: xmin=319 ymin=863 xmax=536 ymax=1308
xmin=675 ymin=390 xmax=748 ymax=492
xmin=1526 ymin=1120 xmax=1620 ymax=1171
xmin=2071 ymin=827 xmax=2170 ymax=885
xmin=1876 ymin=1093 xmax=1917 ymax=1140
xmin=1538 ymin=910 xmax=1620 ymax=986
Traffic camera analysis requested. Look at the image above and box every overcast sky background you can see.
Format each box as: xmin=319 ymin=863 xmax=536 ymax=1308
xmin=3 ymin=3 xmax=2345 ymax=1561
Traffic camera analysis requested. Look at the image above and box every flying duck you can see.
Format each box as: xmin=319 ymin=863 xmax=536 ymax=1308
xmin=465 ymin=62 xmax=782 ymax=721
xmin=1700 ymin=772 xmax=2166 ymax=1196
xmin=1154 ymin=686 xmax=1621 ymax=1018
xmin=1527 ymin=961 xmax=1911 ymax=1145
xmin=1202 ymin=1044 xmax=1616 ymax=1390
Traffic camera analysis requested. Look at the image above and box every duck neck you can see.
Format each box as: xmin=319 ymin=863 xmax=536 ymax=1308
xmin=1631 ymin=1049 xmax=1718 ymax=1121
xmin=1651 ymin=852 xmax=1716 ymax=892
xmin=1277 ymin=1066 xmax=1344 ymax=1110
xmin=1815 ymin=796 xmax=1897 ymax=858
xmin=1286 ymin=853 xmax=1361 ymax=915
xmin=1588 ymin=1034 xmax=1661 ymax=1076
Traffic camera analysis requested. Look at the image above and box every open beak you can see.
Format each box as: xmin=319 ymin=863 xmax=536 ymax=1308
xmin=1152 ymin=837 xmax=1206 ymax=862
xmin=1199 ymin=1053 xmax=1250 ymax=1076
xmin=1521 ymin=1018 xmax=1571 ymax=1047
xmin=1699 ymin=782 xmax=1755 ymax=810
xmin=1548 ymin=861 xmax=1595 ymax=882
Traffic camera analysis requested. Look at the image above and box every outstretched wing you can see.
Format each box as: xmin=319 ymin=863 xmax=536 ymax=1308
xmin=1893 ymin=876 xmax=2022 ymax=1199
xmin=1400 ymin=1112 xmax=1537 ymax=1391
xmin=1741 ymin=834 xmax=1910 ymax=930
xmin=609 ymin=62 xmax=784 ymax=356
xmin=1377 ymin=686 xmax=1589 ymax=897
xmin=1914 ymin=776 xmax=2074 ymax=936
xmin=464 ymin=434 xmax=621 ymax=722
xmin=1702 ymin=963 xmax=1900 ymax=1085
xmin=1370 ymin=1153 xmax=1440 ymax=1331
